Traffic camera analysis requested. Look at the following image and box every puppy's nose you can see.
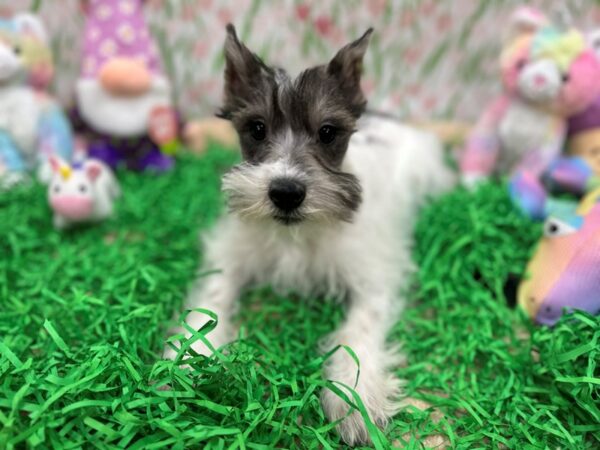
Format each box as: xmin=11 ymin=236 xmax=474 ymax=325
xmin=268 ymin=179 xmax=306 ymax=211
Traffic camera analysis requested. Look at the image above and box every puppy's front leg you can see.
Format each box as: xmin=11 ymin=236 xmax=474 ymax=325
xmin=321 ymin=287 xmax=403 ymax=445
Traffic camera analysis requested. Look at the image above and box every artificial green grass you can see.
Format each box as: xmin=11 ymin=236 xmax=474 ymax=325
xmin=1 ymin=145 xmax=599 ymax=449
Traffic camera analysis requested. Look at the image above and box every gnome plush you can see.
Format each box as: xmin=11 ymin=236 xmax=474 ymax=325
xmin=74 ymin=0 xmax=176 ymax=172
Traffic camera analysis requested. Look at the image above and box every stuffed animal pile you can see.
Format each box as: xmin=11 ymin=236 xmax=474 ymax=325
xmin=459 ymin=7 xmax=600 ymax=220
xmin=459 ymin=7 xmax=600 ymax=326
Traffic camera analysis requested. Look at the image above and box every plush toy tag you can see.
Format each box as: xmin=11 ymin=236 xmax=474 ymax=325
xmin=149 ymin=106 xmax=179 ymax=155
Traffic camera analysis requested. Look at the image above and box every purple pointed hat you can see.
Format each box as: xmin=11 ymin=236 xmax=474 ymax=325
xmin=568 ymin=96 xmax=600 ymax=137
xmin=81 ymin=0 xmax=162 ymax=78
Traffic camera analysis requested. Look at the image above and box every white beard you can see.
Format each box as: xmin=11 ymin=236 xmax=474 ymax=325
xmin=76 ymin=76 xmax=172 ymax=137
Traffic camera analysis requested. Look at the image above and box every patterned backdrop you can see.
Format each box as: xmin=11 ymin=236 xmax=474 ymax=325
xmin=4 ymin=0 xmax=600 ymax=120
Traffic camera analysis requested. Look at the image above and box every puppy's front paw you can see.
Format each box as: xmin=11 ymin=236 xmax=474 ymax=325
xmin=321 ymin=389 xmax=372 ymax=445
xmin=321 ymin=371 xmax=403 ymax=445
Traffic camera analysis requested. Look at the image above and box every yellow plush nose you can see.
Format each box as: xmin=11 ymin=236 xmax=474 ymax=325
xmin=99 ymin=57 xmax=152 ymax=96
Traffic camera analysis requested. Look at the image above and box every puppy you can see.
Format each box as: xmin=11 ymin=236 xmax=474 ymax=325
xmin=166 ymin=25 xmax=455 ymax=445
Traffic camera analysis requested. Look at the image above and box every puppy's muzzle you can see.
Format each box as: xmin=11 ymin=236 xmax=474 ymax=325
xmin=268 ymin=178 xmax=306 ymax=212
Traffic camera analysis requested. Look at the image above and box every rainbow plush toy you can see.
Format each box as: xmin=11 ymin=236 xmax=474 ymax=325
xmin=515 ymin=188 xmax=600 ymax=325
xmin=459 ymin=7 xmax=600 ymax=220
xmin=73 ymin=0 xmax=177 ymax=172
xmin=509 ymin=90 xmax=600 ymax=220
xmin=0 ymin=13 xmax=73 ymax=188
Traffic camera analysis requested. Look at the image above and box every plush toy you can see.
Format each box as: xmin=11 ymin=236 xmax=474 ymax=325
xmin=459 ymin=7 xmax=600 ymax=218
xmin=565 ymin=95 xmax=600 ymax=178
xmin=509 ymin=94 xmax=600 ymax=219
xmin=515 ymin=188 xmax=600 ymax=325
xmin=48 ymin=156 xmax=120 ymax=230
xmin=74 ymin=0 xmax=177 ymax=172
xmin=183 ymin=117 xmax=239 ymax=154
xmin=0 ymin=13 xmax=73 ymax=187
xmin=537 ymin=48 xmax=600 ymax=199
xmin=17 ymin=12 xmax=54 ymax=92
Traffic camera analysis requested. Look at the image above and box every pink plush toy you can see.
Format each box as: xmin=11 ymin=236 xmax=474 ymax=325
xmin=48 ymin=156 xmax=120 ymax=230
xmin=459 ymin=8 xmax=600 ymax=193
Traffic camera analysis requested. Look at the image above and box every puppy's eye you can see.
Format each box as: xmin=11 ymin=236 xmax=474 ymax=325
xmin=516 ymin=59 xmax=527 ymax=70
xmin=562 ymin=73 xmax=570 ymax=83
xmin=13 ymin=45 xmax=20 ymax=55
xmin=318 ymin=125 xmax=337 ymax=145
xmin=249 ymin=121 xmax=266 ymax=141
xmin=79 ymin=184 xmax=87 ymax=193
xmin=53 ymin=185 xmax=60 ymax=193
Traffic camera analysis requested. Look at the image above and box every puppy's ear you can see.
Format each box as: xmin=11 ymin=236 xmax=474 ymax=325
xmin=222 ymin=24 xmax=266 ymax=115
xmin=327 ymin=28 xmax=373 ymax=111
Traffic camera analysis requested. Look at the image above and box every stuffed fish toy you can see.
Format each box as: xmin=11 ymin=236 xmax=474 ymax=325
xmin=512 ymin=188 xmax=600 ymax=325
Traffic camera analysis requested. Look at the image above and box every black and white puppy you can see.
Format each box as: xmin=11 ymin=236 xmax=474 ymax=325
xmin=166 ymin=25 xmax=455 ymax=445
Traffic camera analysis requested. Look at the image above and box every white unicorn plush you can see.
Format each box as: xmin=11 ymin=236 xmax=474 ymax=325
xmin=47 ymin=157 xmax=120 ymax=229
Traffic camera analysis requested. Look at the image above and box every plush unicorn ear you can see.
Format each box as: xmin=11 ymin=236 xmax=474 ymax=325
xmin=49 ymin=155 xmax=62 ymax=173
xmin=508 ymin=6 xmax=548 ymax=39
xmin=14 ymin=13 xmax=48 ymax=43
xmin=85 ymin=161 xmax=103 ymax=182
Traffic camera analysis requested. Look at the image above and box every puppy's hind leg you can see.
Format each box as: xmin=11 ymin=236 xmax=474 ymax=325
xmin=321 ymin=286 xmax=404 ymax=445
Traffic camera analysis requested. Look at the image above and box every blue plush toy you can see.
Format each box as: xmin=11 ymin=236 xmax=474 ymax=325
xmin=0 ymin=13 xmax=73 ymax=188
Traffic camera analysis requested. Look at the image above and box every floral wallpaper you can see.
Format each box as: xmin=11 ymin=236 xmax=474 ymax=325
xmin=4 ymin=0 xmax=600 ymax=120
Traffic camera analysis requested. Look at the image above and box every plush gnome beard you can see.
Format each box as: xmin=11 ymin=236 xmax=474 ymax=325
xmin=76 ymin=0 xmax=172 ymax=138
